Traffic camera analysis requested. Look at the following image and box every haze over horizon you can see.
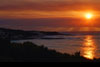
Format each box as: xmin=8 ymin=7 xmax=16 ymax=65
xmin=0 ymin=0 xmax=100 ymax=32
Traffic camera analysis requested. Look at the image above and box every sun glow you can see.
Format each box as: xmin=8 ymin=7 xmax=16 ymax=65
xmin=85 ymin=13 xmax=93 ymax=19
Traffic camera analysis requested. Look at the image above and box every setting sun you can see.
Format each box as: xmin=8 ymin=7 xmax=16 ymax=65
xmin=85 ymin=13 xmax=93 ymax=19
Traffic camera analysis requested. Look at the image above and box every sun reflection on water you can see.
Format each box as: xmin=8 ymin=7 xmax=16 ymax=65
xmin=81 ymin=35 xmax=96 ymax=60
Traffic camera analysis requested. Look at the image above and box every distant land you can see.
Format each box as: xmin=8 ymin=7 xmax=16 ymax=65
xmin=0 ymin=28 xmax=100 ymax=40
xmin=0 ymin=28 xmax=62 ymax=40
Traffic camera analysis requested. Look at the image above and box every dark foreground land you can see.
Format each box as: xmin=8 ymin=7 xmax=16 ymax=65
xmin=0 ymin=39 xmax=100 ymax=62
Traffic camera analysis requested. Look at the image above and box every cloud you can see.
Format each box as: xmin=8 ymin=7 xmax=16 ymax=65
xmin=0 ymin=0 xmax=100 ymax=11
xmin=0 ymin=18 xmax=100 ymax=31
xmin=1 ymin=0 xmax=100 ymax=31
xmin=0 ymin=0 xmax=100 ymax=19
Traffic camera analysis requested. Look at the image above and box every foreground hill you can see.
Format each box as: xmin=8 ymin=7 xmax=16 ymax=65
xmin=0 ymin=39 xmax=100 ymax=62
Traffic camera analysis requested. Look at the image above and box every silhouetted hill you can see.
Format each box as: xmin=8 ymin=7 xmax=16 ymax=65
xmin=0 ymin=28 xmax=62 ymax=40
xmin=0 ymin=39 xmax=100 ymax=62
xmin=1 ymin=28 xmax=100 ymax=40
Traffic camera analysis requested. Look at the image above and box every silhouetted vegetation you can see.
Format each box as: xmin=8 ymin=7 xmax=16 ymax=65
xmin=1 ymin=28 xmax=100 ymax=62
xmin=0 ymin=38 xmax=100 ymax=62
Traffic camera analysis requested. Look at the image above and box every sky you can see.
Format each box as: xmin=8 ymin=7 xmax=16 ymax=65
xmin=0 ymin=0 xmax=100 ymax=31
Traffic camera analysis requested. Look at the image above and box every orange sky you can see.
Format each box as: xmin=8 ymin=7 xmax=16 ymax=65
xmin=0 ymin=0 xmax=100 ymax=31
xmin=0 ymin=0 xmax=100 ymax=19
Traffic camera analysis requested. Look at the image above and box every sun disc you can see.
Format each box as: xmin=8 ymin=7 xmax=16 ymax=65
xmin=85 ymin=13 xmax=93 ymax=19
